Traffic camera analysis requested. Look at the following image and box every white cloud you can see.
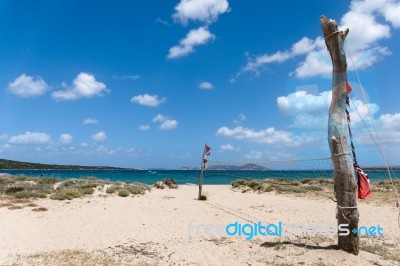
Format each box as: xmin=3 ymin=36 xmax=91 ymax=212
xmin=198 ymin=81 xmax=214 ymax=89
xmin=152 ymin=114 xmax=167 ymax=123
xmin=9 ymin=132 xmax=51 ymax=144
xmin=152 ymin=114 xmax=178 ymax=130
xmin=8 ymin=74 xmax=50 ymax=98
xmin=239 ymin=37 xmax=325 ymax=77
xmin=52 ymin=72 xmax=107 ymax=101
xmin=245 ymin=150 xmax=262 ymax=160
xmin=277 ymin=89 xmax=379 ymax=128
xmin=131 ymin=94 xmax=166 ymax=107
xmin=216 ymin=126 xmax=302 ymax=146
xmin=139 ymin=125 xmax=150 ymax=131
xmin=239 ymin=0 xmax=400 ymax=78
xmin=160 ymin=119 xmax=178 ymax=130
xmin=173 ymin=0 xmax=229 ymax=25
xmin=112 ymin=75 xmax=140 ymax=80
xmin=82 ymin=118 xmax=98 ymax=125
xmin=167 ymin=27 xmax=215 ymax=59
xmin=59 ymin=133 xmax=73 ymax=145
xmin=380 ymin=113 xmax=400 ymax=130
xmin=0 ymin=134 xmax=8 ymax=140
xmin=156 ymin=17 xmax=171 ymax=26
xmin=80 ymin=142 xmax=89 ymax=147
xmin=277 ymin=90 xmax=331 ymax=115
xmin=233 ymin=113 xmax=246 ymax=124
xmin=358 ymin=113 xmax=400 ymax=145
xmin=220 ymin=144 xmax=235 ymax=151
xmin=91 ymin=131 xmax=107 ymax=143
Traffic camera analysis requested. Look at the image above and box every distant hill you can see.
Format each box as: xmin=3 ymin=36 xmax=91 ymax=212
xmin=207 ymin=163 xmax=269 ymax=171
xmin=0 ymin=158 xmax=127 ymax=170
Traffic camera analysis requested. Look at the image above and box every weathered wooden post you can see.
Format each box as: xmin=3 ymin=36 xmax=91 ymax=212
xmin=320 ymin=15 xmax=359 ymax=255
xmin=198 ymin=144 xmax=207 ymax=200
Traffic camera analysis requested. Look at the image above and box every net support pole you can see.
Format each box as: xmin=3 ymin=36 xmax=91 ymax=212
xmin=320 ymin=15 xmax=359 ymax=255
xmin=198 ymin=144 xmax=206 ymax=200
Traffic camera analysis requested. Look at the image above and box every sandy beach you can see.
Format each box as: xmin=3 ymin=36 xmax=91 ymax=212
xmin=1 ymin=184 xmax=399 ymax=265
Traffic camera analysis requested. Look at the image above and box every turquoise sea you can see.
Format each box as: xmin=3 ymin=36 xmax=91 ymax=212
xmin=1 ymin=169 xmax=398 ymax=184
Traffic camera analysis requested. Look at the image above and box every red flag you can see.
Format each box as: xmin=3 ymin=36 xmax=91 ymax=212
xmin=346 ymin=81 xmax=352 ymax=94
xmin=204 ymin=144 xmax=211 ymax=157
xmin=355 ymin=164 xmax=372 ymax=199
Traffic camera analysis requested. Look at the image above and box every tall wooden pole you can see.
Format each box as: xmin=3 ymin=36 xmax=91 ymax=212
xmin=320 ymin=15 xmax=359 ymax=255
xmin=198 ymin=144 xmax=206 ymax=200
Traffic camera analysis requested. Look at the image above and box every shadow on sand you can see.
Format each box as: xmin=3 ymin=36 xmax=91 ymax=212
xmin=261 ymin=241 xmax=339 ymax=251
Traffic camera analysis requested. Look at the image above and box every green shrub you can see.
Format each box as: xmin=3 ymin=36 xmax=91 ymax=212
xmin=50 ymin=192 xmax=68 ymax=200
xmin=247 ymin=180 xmax=262 ymax=189
xmin=232 ymin=179 xmax=246 ymax=188
xmin=106 ymin=185 xmax=119 ymax=194
xmin=61 ymin=180 xmax=76 ymax=187
xmin=14 ymin=190 xmax=33 ymax=198
xmin=5 ymin=186 xmax=25 ymax=194
xmin=306 ymin=185 xmax=323 ymax=191
xmin=38 ymin=178 xmax=60 ymax=184
xmin=264 ymin=186 xmax=273 ymax=192
xmin=78 ymin=187 xmax=95 ymax=195
xmin=118 ymin=189 xmax=130 ymax=197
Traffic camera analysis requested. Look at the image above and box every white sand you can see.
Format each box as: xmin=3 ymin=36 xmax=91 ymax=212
xmin=1 ymin=185 xmax=399 ymax=265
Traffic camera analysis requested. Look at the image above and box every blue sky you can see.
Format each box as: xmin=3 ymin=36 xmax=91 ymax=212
xmin=1 ymin=0 xmax=400 ymax=168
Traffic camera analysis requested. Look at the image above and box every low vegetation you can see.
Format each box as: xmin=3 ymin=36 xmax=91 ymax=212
xmin=359 ymin=240 xmax=400 ymax=261
xmin=0 ymin=174 xmax=150 ymax=201
xmin=232 ymin=178 xmax=332 ymax=195
xmin=231 ymin=177 xmax=400 ymax=204
xmin=105 ymin=182 xmax=151 ymax=197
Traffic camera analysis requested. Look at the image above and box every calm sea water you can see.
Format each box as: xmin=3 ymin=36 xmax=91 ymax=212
xmin=1 ymin=169 xmax=397 ymax=184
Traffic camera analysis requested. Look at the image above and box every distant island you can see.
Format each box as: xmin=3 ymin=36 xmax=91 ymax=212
xmin=207 ymin=163 xmax=269 ymax=171
xmin=0 ymin=159 xmax=128 ymax=170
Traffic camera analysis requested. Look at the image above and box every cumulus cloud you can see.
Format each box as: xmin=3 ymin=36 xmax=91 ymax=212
xmin=159 ymin=119 xmax=178 ymax=130
xmin=277 ymin=89 xmax=379 ymax=128
xmin=172 ymin=0 xmax=229 ymax=25
xmin=91 ymin=131 xmax=107 ymax=143
xmin=233 ymin=113 xmax=246 ymax=125
xmin=59 ymin=133 xmax=73 ymax=145
xmin=216 ymin=126 xmax=303 ymax=146
xmin=112 ymin=75 xmax=140 ymax=80
xmin=358 ymin=113 xmax=400 ymax=145
xmin=238 ymin=0 xmax=400 ymax=78
xmin=152 ymin=114 xmax=178 ymax=130
xmin=219 ymin=144 xmax=235 ymax=152
xmin=198 ymin=81 xmax=214 ymax=89
xmin=152 ymin=114 xmax=167 ymax=123
xmin=167 ymin=27 xmax=215 ymax=59
xmin=52 ymin=72 xmax=107 ymax=101
xmin=139 ymin=125 xmax=150 ymax=131
xmin=82 ymin=118 xmax=98 ymax=125
xmin=238 ymin=37 xmax=326 ymax=78
xmin=8 ymin=132 xmax=51 ymax=144
xmin=8 ymin=74 xmax=50 ymax=98
xmin=131 ymin=94 xmax=166 ymax=107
